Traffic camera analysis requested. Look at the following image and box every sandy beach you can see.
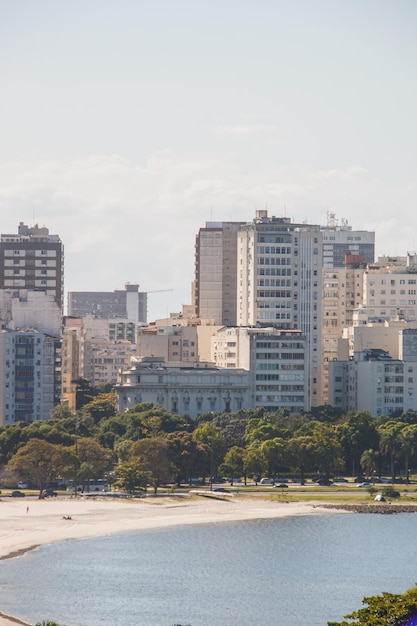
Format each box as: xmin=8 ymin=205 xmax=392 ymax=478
xmin=0 ymin=494 xmax=336 ymax=626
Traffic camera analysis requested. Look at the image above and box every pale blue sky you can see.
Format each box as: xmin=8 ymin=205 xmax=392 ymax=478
xmin=1 ymin=1 xmax=417 ymax=319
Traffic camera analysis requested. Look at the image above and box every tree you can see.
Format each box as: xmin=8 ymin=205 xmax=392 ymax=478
xmin=166 ymin=431 xmax=210 ymax=484
xmin=378 ymin=421 xmax=405 ymax=483
xmin=113 ymin=461 xmax=149 ymax=494
xmin=287 ymin=435 xmax=317 ymax=485
xmin=74 ymin=438 xmax=112 ymax=489
xmin=219 ymin=446 xmax=245 ymax=484
xmin=130 ymin=437 xmax=175 ymax=494
xmin=243 ymin=447 xmax=267 ymax=484
xmin=360 ymin=448 xmax=380 ymax=480
xmin=328 ymin=586 xmax=417 ymax=625
xmin=398 ymin=424 xmax=417 ymax=482
xmin=309 ymin=422 xmax=344 ymax=482
xmin=259 ymin=438 xmax=288 ymax=478
xmin=337 ymin=412 xmax=379 ymax=476
xmin=7 ymin=440 xmax=77 ymax=496
xmin=192 ymin=421 xmax=227 ymax=477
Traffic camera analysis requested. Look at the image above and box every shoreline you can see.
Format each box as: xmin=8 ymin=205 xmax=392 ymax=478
xmin=0 ymin=494 xmax=353 ymax=626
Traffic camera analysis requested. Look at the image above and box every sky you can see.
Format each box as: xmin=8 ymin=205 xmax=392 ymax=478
xmin=1 ymin=0 xmax=417 ymax=321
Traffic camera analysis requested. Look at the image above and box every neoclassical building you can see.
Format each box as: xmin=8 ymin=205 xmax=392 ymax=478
xmin=116 ymin=357 xmax=251 ymax=418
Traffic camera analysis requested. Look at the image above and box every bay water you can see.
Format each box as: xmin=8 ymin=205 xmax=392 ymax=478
xmin=1 ymin=512 xmax=417 ymax=626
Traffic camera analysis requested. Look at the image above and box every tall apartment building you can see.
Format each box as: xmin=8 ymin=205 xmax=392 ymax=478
xmin=68 ymin=283 xmax=147 ymax=323
xmin=321 ymin=263 xmax=365 ymax=404
xmin=194 ymin=221 xmax=245 ymax=325
xmin=0 ymin=222 xmax=64 ymax=310
xmin=362 ymin=254 xmax=417 ymax=321
xmin=212 ymin=326 xmax=307 ymax=414
xmin=237 ymin=210 xmax=322 ymax=408
xmin=321 ymin=214 xmax=375 ymax=268
xmin=0 ymin=329 xmax=59 ymax=424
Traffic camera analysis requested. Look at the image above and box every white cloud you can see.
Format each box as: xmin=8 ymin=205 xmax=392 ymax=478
xmin=214 ymin=124 xmax=279 ymax=136
xmin=0 ymin=153 xmax=416 ymax=320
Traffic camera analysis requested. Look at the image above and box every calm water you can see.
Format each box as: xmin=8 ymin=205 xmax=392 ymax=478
xmin=1 ymin=513 xmax=417 ymax=626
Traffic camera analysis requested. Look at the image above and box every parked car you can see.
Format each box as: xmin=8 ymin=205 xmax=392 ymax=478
xmin=357 ymin=482 xmax=373 ymax=488
xmin=274 ymin=483 xmax=289 ymax=489
xmin=17 ymin=481 xmax=28 ymax=489
xmin=213 ymin=487 xmax=230 ymax=493
xmin=42 ymin=488 xmax=58 ymax=497
xmin=10 ymin=490 xmax=25 ymax=497
xmin=211 ymin=477 xmax=226 ymax=484
xmin=259 ymin=478 xmax=274 ymax=485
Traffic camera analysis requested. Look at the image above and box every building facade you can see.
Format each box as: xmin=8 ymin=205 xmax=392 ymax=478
xmin=68 ymin=283 xmax=147 ymax=323
xmin=0 ymin=329 xmax=59 ymax=424
xmin=116 ymin=357 xmax=251 ymax=418
xmin=0 ymin=222 xmax=64 ymax=310
xmin=236 ymin=210 xmax=322 ymax=408
xmin=194 ymin=221 xmax=245 ymax=326
xmin=329 ymin=329 xmax=417 ymax=416
xmin=212 ymin=326 xmax=307 ymax=413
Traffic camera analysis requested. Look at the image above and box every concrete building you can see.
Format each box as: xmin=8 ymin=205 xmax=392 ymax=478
xmin=0 ymin=329 xmax=59 ymax=424
xmin=237 ymin=210 xmax=322 ymax=408
xmin=61 ymin=317 xmax=83 ymax=412
xmin=194 ymin=221 xmax=245 ymax=326
xmin=328 ymin=328 xmax=417 ymax=416
xmin=0 ymin=222 xmax=64 ymax=310
xmin=321 ymin=264 xmax=365 ymax=404
xmin=0 ymin=289 xmax=62 ymax=338
xmin=68 ymin=283 xmax=147 ymax=323
xmin=61 ymin=315 xmax=137 ymax=409
xmin=212 ymin=326 xmax=307 ymax=413
xmin=321 ymin=213 xmax=375 ymax=268
xmin=362 ymin=254 xmax=417 ymax=321
xmin=116 ymin=357 xmax=251 ymax=418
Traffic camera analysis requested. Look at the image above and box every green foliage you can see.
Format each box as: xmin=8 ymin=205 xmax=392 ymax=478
xmin=328 ymin=586 xmax=417 ymax=625
xmin=382 ymin=486 xmax=401 ymax=499
xmin=113 ymin=461 xmax=150 ymax=494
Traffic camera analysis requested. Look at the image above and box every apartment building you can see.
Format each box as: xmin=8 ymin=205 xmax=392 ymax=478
xmin=0 ymin=329 xmax=59 ymax=424
xmin=362 ymin=254 xmax=417 ymax=321
xmin=328 ymin=328 xmax=417 ymax=416
xmin=321 ymin=263 xmax=365 ymax=404
xmin=321 ymin=214 xmax=375 ymax=268
xmin=194 ymin=221 xmax=245 ymax=325
xmin=236 ymin=210 xmax=322 ymax=408
xmin=68 ymin=283 xmax=147 ymax=323
xmin=0 ymin=222 xmax=64 ymax=310
xmin=212 ymin=326 xmax=307 ymax=413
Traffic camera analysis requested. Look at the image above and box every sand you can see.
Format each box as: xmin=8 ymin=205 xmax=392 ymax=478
xmin=0 ymin=493 xmax=338 ymax=625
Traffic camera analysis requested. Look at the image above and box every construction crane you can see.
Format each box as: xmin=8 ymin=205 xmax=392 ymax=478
xmin=146 ymin=289 xmax=173 ymax=294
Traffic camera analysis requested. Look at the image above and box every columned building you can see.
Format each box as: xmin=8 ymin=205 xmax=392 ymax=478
xmin=116 ymin=357 xmax=251 ymax=419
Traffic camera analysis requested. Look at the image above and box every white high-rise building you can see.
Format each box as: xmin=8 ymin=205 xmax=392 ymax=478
xmin=237 ymin=210 xmax=322 ymax=408
xmin=0 ymin=329 xmax=58 ymax=424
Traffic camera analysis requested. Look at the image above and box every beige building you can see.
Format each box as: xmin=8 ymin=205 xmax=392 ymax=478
xmin=212 ymin=326 xmax=307 ymax=413
xmin=194 ymin=221 xmax=245 ymax=325
xmin=329 ymin=328 xmax=417 ymax=416
xmin=116 ymin=357 xmax=251 ymax=418
xmin=61 ymin=315 xmax=138 ymax=410
xmin=321 ymin=264 xmax=365 ymax=404
xmin=362 ymin=254 xmax=417 ymax=321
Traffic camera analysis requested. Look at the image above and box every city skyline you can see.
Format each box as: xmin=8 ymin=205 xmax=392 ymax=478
xmin=1 ymin=1 xmax=417 ymax=320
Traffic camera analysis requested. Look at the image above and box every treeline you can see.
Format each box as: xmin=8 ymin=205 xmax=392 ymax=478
xmin=3 ymin=392 xmax=417 ymax=495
